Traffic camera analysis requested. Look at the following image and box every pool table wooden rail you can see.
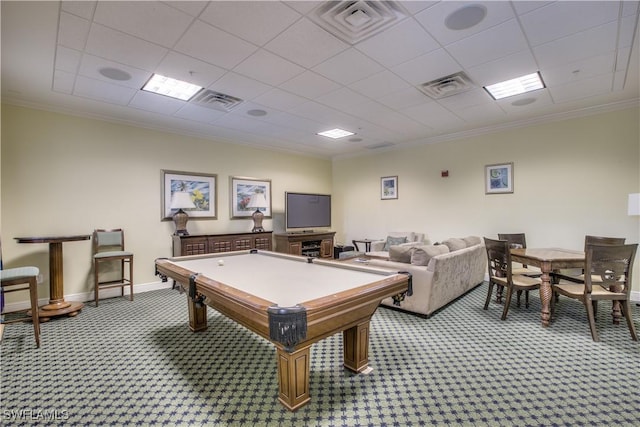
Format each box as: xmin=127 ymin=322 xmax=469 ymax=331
xmin=155 ymin=251 xmax=410 ymax=411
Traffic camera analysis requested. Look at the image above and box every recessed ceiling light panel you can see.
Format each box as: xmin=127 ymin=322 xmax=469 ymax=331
xmin=484 ymin=72 xmax=545 ymax=100
xmin=142 ymin=74 xmax=202 ymax=101
xmin=317 ymin=128 xmax=355 ymax=139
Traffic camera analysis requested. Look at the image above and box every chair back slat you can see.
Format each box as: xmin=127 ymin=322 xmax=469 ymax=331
xmin=484 ymin=237 xmax=511 ymax=280
xmin=497 ymin=233 xmax=527 ymax=249
xmin=585 ymin=244 xmax=637 ymax=296
xmin=584 ymin=235 xmax=625 ymax=251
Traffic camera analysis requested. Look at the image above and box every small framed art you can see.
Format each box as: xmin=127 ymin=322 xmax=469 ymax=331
xmin=161 ymin=170 xmax=217 ymax=220
xmin=485 ymin=163 xmax=513 ymax=194
xmin=230 ymin=176 xmax=272 ymax=219
xmin=381 ymin=176 xmax=398 ymax=200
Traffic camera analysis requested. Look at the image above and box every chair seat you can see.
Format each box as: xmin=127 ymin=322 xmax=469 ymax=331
xmin=0 ymin=266 xmax=39 ymax=281
xmin=554 ymin=283 xmax=625 ymax=298
xmin=491 ymin=274 xmax=541 ymax=289
xmin=94 ymin=251 xmax=133 ymax=259
xmin=512 ymin=266 xmax=541 ymax=276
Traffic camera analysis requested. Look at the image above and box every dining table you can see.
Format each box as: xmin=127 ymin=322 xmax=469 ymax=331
xmin=15 ymin=234 xmax=91 ymax=319
xmin=510 ymin=247 xmax=585 ymax=327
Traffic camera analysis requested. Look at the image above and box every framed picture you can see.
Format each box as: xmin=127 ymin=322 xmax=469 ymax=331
xmin=161 ymin=170 xmax=217 ymax=220
xmin=485 ymin=163 xmax=514 ymax=194
xmin=230 ymin=176 xmax=272 ymax=219
xmin=381 ymin=176 xmax=398 ymax=200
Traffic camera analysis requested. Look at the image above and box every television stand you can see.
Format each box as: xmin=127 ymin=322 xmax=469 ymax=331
xmin=274 ymin=231 xmax=335 ymax=259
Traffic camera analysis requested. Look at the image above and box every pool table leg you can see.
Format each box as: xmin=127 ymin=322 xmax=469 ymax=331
xmin=187 ymin=297 xmax=208 ymax=332
xmin=343 ymin=320 xmax=370 ymax=373
xmin=276 ymin=344 xmax=311 ymax=411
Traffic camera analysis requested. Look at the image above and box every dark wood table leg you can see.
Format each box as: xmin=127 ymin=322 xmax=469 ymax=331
xmin=539 ymin=263 xmax=552 ymax=327
xmin=38 ymin=242 xmax=84 ymax=319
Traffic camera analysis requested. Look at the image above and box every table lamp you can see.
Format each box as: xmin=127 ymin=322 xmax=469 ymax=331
xmin=628 ymin=193 xmax=640 ymax=216
xmin=170 ymin=191 xmax=196 ymax=236
xmin=247 ymin=193 xmax=268 ymax=232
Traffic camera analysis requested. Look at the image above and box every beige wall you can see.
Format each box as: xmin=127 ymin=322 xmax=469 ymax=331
xmin=333 ymin=107 xmax=640 ymax=295
xmin=2 ymin=105 xmax=639 ymax=305
xmin=1 ymin=105 xmax=331 ymax=303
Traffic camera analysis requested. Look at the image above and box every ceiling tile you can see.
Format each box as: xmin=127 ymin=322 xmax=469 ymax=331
xmin=445 ymin=19 xmax=529 ymax=69
xmin=74 ymin=75 xmax=137 ymax=105
xmin=57 ymin=12 xmax=91 ymax=50
xmin=61 ymin=1 xmax=96 ymax=20
xmin=533 ymin=22 xmax=618 ymax=69
xmin=377 ymin=87 xmax=429 ymax=110
xmin=350 ymin=70 xmax=411 ymax=99
xmin=454 ymin=101 xmax=506 ymax=124
xmin=264 ymin=18 xmax=349 ymax=68
xmin=155 ymin=51 xmax=226 ymax=88
xmin=85 ymin=23 xmax=168 ymax=71
xmin=392 ymin=48 xmax=461 ymax=85
xmin=252 ymin=88 xmax=308 ymax=111
xmin=436 ymin=88 xmax=492 ymax=110
xmin=313 ymin=48 xmax=384 ymax=86
xmin=78 ymin=54 xmax=150 ymax=89
xmin=414 ymin=1 xmax=515 ymax=46
xmin=200 ymin=1 xmax=301 ymax=46
xmin=173 ymin=103 xmax=226 ymax=124
xmin=279 ymin=71 xmax=341 ymax=99
xmin=355 ymin=18 xmax=439 ymax=67
xmin=174 ymin=20 xmax=258 ymax=70
xmin=541 ymin=52 xmax=616 ymax=88
xmin=128 ymin=91 xmax=185 ymax=115
xmin=519 ymin=1 xmax=620 ymax=47
xmin=54 ymin=46 xmax=82 ymax=73
xmin=163 ymin=1 xmax=208 ymax=17
xmin=52 ymin=69 xmax=75 ymax=94
xmin=93 ymin=1 xmax=194 ymax=48
xmin=496 ymin=91 xmax=554 ymax=115
xmin=316 ymin=87 xmax=373 ymax=113
xmin=209 ymin=72 xmax=272 ymax=101
xmin=234 ymin=49 xmax=305 ymax=86
xmin=548 ymin=73 xmax=614 ymax=103
xmin=401 ymin=101 xmax=465 ymax=130
xmin=466 ymin=50 xmax=538 ymax=86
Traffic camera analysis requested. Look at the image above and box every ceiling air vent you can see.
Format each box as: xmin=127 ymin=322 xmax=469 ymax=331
xmin=309 ymin=1 xmax=409 ymax=44
xmin=189 ymin=90 xmax=243 ymax=112
xmin=418 ymin=72 xmax=475 ymax=100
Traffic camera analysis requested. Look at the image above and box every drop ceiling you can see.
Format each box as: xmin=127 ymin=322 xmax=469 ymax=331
xmin=2 ymin=1 xmax=638 ymax=159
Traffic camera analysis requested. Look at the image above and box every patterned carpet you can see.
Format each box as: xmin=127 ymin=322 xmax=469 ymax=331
xmin=1 ymin=285 xmax=639 ymax=426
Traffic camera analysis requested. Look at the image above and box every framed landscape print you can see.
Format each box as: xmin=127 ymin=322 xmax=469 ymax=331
xmin=381 ymin=176 xmax=398 ymax=200
xmin=161 ymin=170 xmax=217 ymax=220
xmin=230 ymin=176 xmax=272 ymax=219
xmin=485 ymin=163 xmax=513 ymax=194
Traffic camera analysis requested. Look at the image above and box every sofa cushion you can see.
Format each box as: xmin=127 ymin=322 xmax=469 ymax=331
xmin=441 ymin=238 xmax=467 ymax=252
xmin=462 ymin=235 xmax=482 ymax=247
xmin=389 ymin=245 xmax=415 ymax=263
xmin=383 ymin=235 xmax=408 ymax=251
xmin=410 ymin=244 xmax=449 ymax=266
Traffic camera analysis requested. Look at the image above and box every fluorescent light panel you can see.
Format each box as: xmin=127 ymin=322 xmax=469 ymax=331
xmin=142 ymin=74 xmax=202 ymax=101
xmin=317 ymin=128 xmax=355 ymax=139
xmin=484 ymin=72 xmax=545 ymax=100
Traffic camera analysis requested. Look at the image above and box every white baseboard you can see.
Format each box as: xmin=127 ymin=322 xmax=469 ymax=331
xmin=2 ymin=280 xmax=173 ymax=313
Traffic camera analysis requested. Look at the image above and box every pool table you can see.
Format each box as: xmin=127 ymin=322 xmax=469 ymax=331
xmin=155 ymin=249 xmax=411 ymax=411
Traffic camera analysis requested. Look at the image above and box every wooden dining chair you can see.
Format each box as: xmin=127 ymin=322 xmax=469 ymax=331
xmin=552 ymin=243 xmax=637 ymax=341
xmin=93 ymin=229 xmax=134 ymax=307
xmin=498 ymin=233 xmax=541 ymax=308
xmin=553 ymin=235 xmax=626 ymax=284
xmin=1 ymin=266 xmax=41 ymax=347
xmin=483 ymin=237 xmax=541 ymax=320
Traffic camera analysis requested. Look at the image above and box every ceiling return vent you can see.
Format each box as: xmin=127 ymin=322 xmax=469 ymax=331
xmin=189 ymin=90 xmax=243 ymax=112
xmin=418 ymin=72 xmax=475 ymax=99
xmin=365 ymin=142 xmax=395 ymax=150
xmin=309 ymin=1 xmax=409 ymax=44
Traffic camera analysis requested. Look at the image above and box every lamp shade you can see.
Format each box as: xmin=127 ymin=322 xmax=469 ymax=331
xmin=628 ymin=193 xmax=640 ymax=216
xmin=170 ymin=191 xmax=195 ymax=210
xmin=247 ymin=193 xmax=268 ymax=209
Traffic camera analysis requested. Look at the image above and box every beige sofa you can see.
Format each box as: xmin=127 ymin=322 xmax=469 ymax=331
xmin=366 ymin=231 xmax=429 ymax=259
xmin=366 ymin=236 xmax=487 ymax=317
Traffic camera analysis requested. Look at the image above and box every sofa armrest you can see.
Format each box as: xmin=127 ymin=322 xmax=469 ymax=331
xmin=369 ymin=240 xmax=386 ymax=251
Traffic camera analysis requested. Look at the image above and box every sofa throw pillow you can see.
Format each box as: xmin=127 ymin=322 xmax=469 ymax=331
xmin=462 ymin=236 xmax=482 ymax=247
xmin=411 ymin=244 xmax=449 ymax=266
xmin=383 ymin=235 xmax=408 ymax=251
xmin=441 ymin=238 xmax=466 ymax=252
xmin=389 ymin=245 xmax=414 ymax=263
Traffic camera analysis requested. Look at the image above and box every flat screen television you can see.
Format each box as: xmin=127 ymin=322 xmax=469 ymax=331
xmin=285 ymin=192 xmax=331 ymax=230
